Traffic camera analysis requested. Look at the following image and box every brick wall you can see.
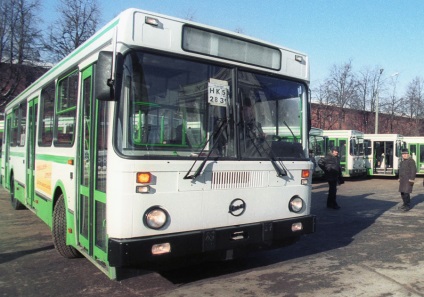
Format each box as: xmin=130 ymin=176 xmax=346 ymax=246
xmin=311 ymin=103 xmax=424 ymax=136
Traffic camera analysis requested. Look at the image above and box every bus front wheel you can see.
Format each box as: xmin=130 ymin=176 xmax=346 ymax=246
xmin=52 ymin=194 xmax=80 ymax=258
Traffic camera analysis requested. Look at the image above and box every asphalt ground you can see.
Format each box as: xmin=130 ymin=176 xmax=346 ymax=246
xmin=2 ymin=177 xmax=424 ymax=296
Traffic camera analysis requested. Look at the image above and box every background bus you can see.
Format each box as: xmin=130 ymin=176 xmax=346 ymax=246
xmin=309 ymin=127 xmax=328 ymax=178
xmin=364 ymin=134 xmax=406 ymax=176
xmin=1 ymin=8 xmax=315 ymax=279
xmin=322 ymin=130 xmax=366 ymax=177
xmin=403 ymin=136 xmax=424 ymax=175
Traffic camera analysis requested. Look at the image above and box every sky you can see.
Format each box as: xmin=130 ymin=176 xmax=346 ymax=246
xmin=40 ymin=0 xmax=424 ymax=97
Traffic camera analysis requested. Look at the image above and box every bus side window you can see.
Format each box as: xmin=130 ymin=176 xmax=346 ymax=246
xmin=339 ymin=140 xmax=346 ymax=162
xmin=54 ymin=71 xmax=78 ymax=147
xmin=39 ymin=82 xmax=55 ymax=147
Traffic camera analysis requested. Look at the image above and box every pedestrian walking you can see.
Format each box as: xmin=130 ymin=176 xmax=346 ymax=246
xmin=318 ymin=147 xmax=344 ymax=209
xmin=398 ymin=148 xmax=416 ymax=211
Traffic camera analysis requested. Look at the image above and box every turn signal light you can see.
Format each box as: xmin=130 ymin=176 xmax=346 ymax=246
xmin=137 ymin=172 xmax=152 ymax=184
xmin=301 ymin=170 xmax=310 ymax=178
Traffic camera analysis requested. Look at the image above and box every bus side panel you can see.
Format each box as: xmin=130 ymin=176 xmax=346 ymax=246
xmin=13 ymin=175 xmax=26 ymax=203
xmin=33 ymin=157 xmax=77 ymax=228
xmin=34 ymin=194 xmax=53 ymax=226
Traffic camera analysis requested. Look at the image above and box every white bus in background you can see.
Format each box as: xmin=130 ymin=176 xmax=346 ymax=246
xmin=2 ymin=8 xmax=315 ymax=279
xmin=309 ymin=127 xmax=328 ymax=178
xmin=403 ymin=136 xmax=424 ymax=175
xmin=364 ymin=134 xmax=406 ymax=176
xmin=322 ymin=130 xmax=367 ymax=177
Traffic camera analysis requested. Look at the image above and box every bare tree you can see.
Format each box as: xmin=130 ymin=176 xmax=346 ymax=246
xmin=0 ymin=0 xmax=43 ymax=109
xmin=183 ymin=8 xmax=197 ymax=21
xmin=1 ymin=0 xmax=41 ymax=63
xmin=355 ymin=67 xmax=384 ymax=133
xmin=380 ymin=74 xmax=403 ymax=133
xmin=0 ymin=0 xmax=12 ymax=62
xmin=404 ymin=77 xmax=424 ymax=119
xmin=402 ymin=76 xmax=424 ymax=134
xmin=325 ymin=60 xmax=359 ymax=129
xmin=43 ymin=0 xmax=100 ymax=62
xmin=368 ymin=68 xmax=385 ymax=113
xmin=14 ymin=0 xmax=42 ymax=63
xmin=311 ymin=82 xmax=339 ymax=129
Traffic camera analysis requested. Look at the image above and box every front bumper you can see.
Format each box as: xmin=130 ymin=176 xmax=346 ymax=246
xmin=108 ymin=215 xmax=316 ymax=267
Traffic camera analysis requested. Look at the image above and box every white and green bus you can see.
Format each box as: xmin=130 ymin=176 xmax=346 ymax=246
xmin=322 ymin=130 xmax=367 ymax=177
xmin=2 ymin=8 xmax=315 ymax=279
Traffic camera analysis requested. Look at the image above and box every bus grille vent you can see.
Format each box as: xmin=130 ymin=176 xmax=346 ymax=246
xmin=211 ymin=171 xmax=265 ymax=190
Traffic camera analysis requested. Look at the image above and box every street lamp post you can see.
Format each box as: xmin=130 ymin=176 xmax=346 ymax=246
xmin=374 ymin=69 xmax=384 ymax=134
xmin=375 ymin=90 xmax=380 ymax=134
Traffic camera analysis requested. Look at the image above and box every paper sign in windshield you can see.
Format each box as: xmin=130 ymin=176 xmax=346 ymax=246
xmin=208 ymin=79 xmax=229 ymax=107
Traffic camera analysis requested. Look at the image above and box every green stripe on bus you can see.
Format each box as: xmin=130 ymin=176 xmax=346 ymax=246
xmin=36 ymin=154 xmax=74 ymax=164
xmin=10 ymin=152 xmax=25 ymax=157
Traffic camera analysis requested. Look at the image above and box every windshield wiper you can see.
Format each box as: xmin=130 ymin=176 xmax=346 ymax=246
xmin=184 ymin=118 xmax=228 ymax=180
xmin=245 ymin=122 xmax=287 ymax=177
xmin=282 ymin=120 xmax=298 ymax=143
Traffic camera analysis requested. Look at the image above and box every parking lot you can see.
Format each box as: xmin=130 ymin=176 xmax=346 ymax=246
xmin=2 ymin=177 xmax=424 ymax=296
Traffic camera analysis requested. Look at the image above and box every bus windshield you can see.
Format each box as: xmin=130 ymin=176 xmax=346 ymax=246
xmin=116 ymin=51 xmax=306 ymax=160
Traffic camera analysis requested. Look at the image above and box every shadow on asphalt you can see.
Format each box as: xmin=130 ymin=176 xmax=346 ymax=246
xmin=0 ymin=245 xmax=54 ymax=265
xmin=411 ymin=193 xmax=424 ymax=209
xmin=119 ymin=180 xmax=396 ymax=285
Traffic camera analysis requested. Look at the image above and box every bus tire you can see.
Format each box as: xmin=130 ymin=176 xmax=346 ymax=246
xmin=52 ymin=194 xmax=80 ymax=258
xmin=10 ymin=176 xmax=24 ymax=210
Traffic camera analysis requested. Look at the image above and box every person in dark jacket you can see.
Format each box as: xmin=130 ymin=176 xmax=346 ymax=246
xmin=318 ymin=147 xmax=344 ymax=209
xmin=398 ymin=148 xmax=416 ymax=211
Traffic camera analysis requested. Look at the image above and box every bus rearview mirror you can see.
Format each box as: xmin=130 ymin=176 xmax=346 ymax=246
xmin=95 ymin=51 xmax=115 ymax=101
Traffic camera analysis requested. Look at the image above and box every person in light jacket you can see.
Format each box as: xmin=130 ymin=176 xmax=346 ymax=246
xmin=398 ymin=148 xmax=416 ymax=211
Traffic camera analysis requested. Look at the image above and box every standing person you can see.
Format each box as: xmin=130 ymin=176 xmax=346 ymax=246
xmin=318 ymin=147 xmax=344 ymax=210
xmin=398 ymin=148 xmax=416 ymax=211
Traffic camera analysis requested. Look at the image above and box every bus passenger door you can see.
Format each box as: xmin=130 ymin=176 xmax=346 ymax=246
xmin=419 ymin=144 xmax=424 ymax=174
xmin=409 ymin=144 xmax=419 ymax=173
xmin=417 ymin=144 xmax=424 ymax=174
xmin=4 ymin=114 xmax=12 ymax=189
xmin=26 ymin=97 xmax=38 ymax=208
xmin=364 ymin=139 xmax=372 ymax=175
xmin=78 ymin=65 xmax=108 ymax=265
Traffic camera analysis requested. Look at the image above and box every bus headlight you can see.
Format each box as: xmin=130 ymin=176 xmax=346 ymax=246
xmin=144 ymin=207 xmax=169 ymax=229
xmin=289 ymin=196 xmax=304 ymax=213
